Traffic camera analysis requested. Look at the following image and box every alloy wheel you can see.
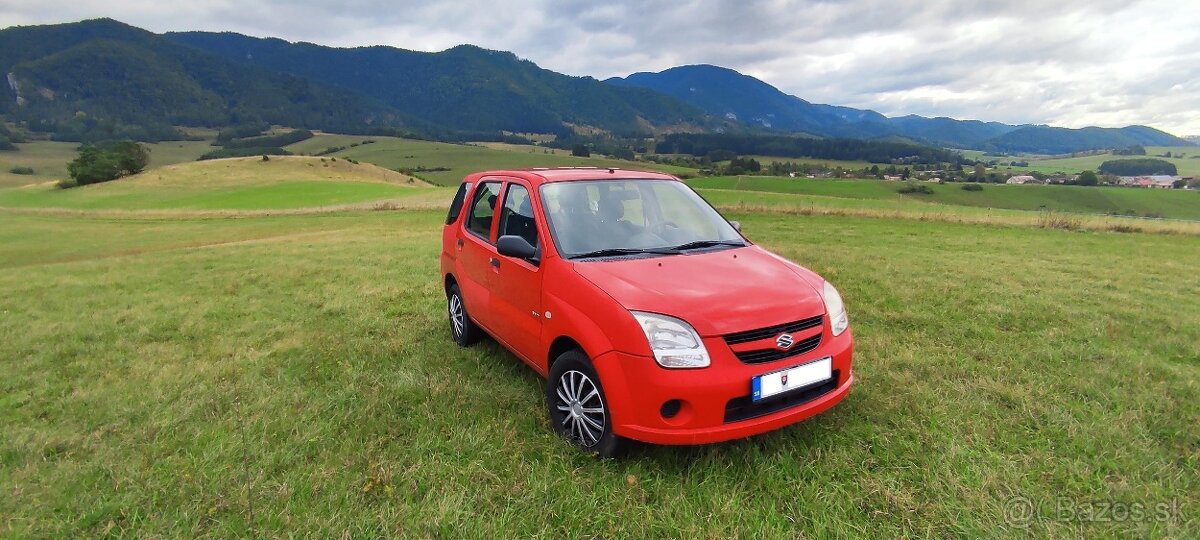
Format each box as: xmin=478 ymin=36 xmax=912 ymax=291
xmin=553 ymin=370 xmax=607 ymax=447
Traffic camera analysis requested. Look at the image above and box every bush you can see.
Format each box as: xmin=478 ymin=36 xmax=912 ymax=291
xmin=961 ymin=183 xmax=984 ymax=191
xmin=9 ymin=166 xmax=35 ymax=175
xmin=1037 ymin=210 xmax=1081 ymax=230
xmin=571 ymin=144 xmax=590 ymax=158
xmin=65 ymin=141 xmax=149 ymax=187
xmin=898 ymin=182 xmax=934 ymax=195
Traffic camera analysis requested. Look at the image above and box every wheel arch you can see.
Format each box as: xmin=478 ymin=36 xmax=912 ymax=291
xmin=547 ymin=336 xmax=585 ymax=370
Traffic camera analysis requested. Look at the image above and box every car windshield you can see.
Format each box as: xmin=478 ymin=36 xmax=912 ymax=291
xmin=540 ymin=179 xmax=745 ymax=259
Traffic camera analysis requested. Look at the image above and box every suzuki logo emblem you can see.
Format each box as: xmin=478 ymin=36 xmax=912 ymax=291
xmin=775 ymin=333 xmax=794 ymax=350
xmin=781 ymin=373 xmax=789 ymax=386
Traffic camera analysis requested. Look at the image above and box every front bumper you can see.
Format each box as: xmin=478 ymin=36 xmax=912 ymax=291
xmin=593 ymin=328 xmax=854 ymax=445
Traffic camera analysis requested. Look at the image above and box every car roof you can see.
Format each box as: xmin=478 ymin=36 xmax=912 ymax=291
xmin=460 ymin=167 xmax=679 ymax=186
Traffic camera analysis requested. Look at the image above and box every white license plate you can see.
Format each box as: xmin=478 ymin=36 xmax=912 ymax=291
xmin=752 ymin=357 xmax=832 ymax=402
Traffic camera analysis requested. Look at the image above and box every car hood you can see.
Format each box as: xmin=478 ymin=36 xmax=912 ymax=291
xmin=570 ymin=246 xmax=827 ymax=336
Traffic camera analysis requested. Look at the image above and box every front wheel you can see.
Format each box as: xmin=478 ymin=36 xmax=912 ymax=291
xmin=547 ymin=350 xmax=623 ymax=457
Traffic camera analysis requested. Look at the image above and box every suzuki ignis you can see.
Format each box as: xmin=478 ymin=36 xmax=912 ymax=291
xmin=441 ymin=168 xmax=854 ymax=456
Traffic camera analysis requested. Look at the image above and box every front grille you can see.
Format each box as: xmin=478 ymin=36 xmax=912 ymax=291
xmin=732 ymin=333 xmax=822 ymax=364
xmin=723 ymin=370 xmax=840 ymax=423
xmin=723 ymin=315 xmax=823 ymax=345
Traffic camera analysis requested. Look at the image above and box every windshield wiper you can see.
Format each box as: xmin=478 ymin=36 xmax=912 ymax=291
xmin=570 ymin=247 xmax=676 ymax=259
xmin=666 ymin=240 xmax=747 ymax=251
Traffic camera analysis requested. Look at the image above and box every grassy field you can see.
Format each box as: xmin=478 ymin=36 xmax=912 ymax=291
xmin=0 ymin=157 xmax=434 ymax=212
xmin=688 ymin=176 xmax=1200 ymax=220
xmin=0 ymin=141 xmax=216 ymax=188
xmin=286 ymin=133 xmax=697 ymax=185
xmin=1 ymin=200 xmax=1197 ymax=537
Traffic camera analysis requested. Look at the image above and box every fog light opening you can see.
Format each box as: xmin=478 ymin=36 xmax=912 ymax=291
xmin=660 ymin=399 xmax=682 ymax=419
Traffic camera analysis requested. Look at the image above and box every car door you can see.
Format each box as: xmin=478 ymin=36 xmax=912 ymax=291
xmin=489 ymin=180 xmax=545 ymax=363
xmin=457 ymin=180 xmax=503 ymax=333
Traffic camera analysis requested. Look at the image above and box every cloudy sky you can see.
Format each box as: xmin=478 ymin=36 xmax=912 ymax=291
xmin=3 ymin=0 xmax=1198 ymax=135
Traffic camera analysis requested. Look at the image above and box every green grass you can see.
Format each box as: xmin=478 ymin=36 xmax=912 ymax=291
xmin=286 ymin=133 xmax=697 ymax=185
xmin=688 ymin=176 xmax=1200 ymax=220
xmin=0 ymin=140 xmax=216 ymax=188
xmin=1 ymin=207 xmax=1196 ymax=537
xmin=0 ymin=156 xmax=433 ymax=211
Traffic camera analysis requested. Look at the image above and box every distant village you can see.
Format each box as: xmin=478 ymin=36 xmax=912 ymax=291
xmin=1004 ymin=174 xmax=1192 ymax=189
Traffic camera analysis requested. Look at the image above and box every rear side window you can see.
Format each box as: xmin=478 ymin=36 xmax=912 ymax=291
xmin=498 ymin=184 xmax=539 ymax=249
xmin=446 ymin=182 xmax=472 ymax=224
xmin=466 ymin=182 xmax=502 ymax=241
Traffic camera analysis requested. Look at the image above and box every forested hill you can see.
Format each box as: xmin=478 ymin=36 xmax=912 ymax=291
xmin=164 ymin=31 xmax=718 ymax=137
xmin=0 ymin=19 xmax=413 ymax=142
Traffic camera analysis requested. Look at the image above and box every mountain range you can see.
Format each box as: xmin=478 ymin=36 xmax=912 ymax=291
xmin=606 ymin=65 xmax=1190 ymax=153
xmin=0 ymin=18 xmax=1191 ymax=153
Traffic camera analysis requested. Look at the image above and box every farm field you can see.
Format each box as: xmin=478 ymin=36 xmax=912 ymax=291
xmin=285 ymin=133 xmax=696 ymax=185
xmin=688 ymin=176 xmax=1200 ymax=220
xmin=1 ymin=173 xmax=1198 ymax=537
xmin=0 ymin=157 xmax=435 ymax=212
xmin=0 ymin=140 xmax=215 ymax=188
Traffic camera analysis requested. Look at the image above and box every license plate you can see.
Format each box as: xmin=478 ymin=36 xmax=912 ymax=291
xmin=752 ymin=357 xmax=832 ymax=402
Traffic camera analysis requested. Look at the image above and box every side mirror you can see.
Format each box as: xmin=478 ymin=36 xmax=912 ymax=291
xmin=729 ymin=220 xmax=741 ymax=232
xmin=497 ymin=235 xmax=539 ymax=261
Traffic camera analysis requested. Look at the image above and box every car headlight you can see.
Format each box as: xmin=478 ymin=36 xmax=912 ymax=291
xmin=823 ymin=281 xmax=849 ymax=336
xmin=630 ymin=311 xmax=710 ymax=369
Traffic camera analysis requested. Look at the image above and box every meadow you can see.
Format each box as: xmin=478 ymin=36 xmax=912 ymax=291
xmin=286 ymin=133 xmax=696 ymax=186
xmin=1 ymin=156 xmax=1198 ymax=537
xmin=688 ymin=176 xmax=1200 ymax=221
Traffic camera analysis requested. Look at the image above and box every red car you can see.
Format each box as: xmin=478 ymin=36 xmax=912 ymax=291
xmin=441 ymin=168 xmax=854 ymax=456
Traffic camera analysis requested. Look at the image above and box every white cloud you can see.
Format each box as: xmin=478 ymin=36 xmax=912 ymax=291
xmin=1 ymin=0 xmax=1198 ymax=134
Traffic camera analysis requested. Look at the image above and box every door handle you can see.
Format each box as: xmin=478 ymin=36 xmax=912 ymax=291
xmin=456 ymin=239 xmax=464 ymax=250
xmin=489 ymin=257 xmax=500 ymax=268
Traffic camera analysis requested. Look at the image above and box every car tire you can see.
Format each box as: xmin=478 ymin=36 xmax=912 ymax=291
xmin=547 ymin=349 xmax=623 ymax=458
xmin=447 ymin=283 xmax=481 ymax=346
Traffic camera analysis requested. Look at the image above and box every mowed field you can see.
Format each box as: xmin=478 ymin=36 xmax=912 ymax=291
xmin=0 ymin=157 xmax=438 ymax=213
xmin=286 ymin=133 xmax=696 ymax=185
xmin=1 ymin=165 xmax=1198 ymax=536
xmin=0 ymin=141 xmax=215 ymax=188
xmin=688 ymin=176 xmax=1200 ymax=221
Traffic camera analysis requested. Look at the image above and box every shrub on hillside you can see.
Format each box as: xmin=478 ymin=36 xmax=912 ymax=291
xmin=961 ymin=183 xmax=984 ymax=191
xmin=64 ymin=141 xmax=149 ymax=187
xmin=10 ymin=166 xmax=35 ymax=175
xmin=898 ymin=181 xmax=934 ymax=195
